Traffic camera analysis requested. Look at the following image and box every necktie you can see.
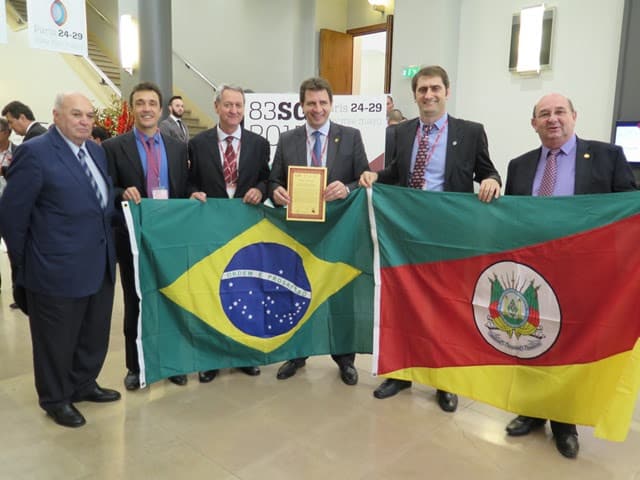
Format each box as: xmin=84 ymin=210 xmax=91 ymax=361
xmin=408 ymin=124 xmax=434 ymax=189
xmin=223 ymin=136 xmax=238 ymax=185
xmin=145 ymin=138 xmax=160 ymax=195
xmin=77 ymin=148 xmax=105 ymax=208
xmin=177 ymin=119 xmax=186 ymax=140
xmin=311 ymin=131 xmax=322 ymax=167
xmin=538 ymin=149 xmax=560 ymax=196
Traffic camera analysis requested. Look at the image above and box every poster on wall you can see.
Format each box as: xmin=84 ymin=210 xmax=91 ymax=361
xmin=244 ymin=93 xmax=387 ymax=171
xmin=0 ymin=0 xmax=7 ymax=44
xmin=27 ymin=0 xmax=87 ymax=56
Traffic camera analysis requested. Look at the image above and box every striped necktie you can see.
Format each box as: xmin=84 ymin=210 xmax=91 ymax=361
xmin=77 ymin=148 xmax=105 ymax=208
xmin=538 ymin=149 xmax=560 ymax=196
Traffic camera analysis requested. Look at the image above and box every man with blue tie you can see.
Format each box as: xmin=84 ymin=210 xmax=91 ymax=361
xmin=103 ymin=82 xmax=204 ymax=390
xmin=504 ymin=93 xmax=636 ymax=459
xmin=269 ymin=77 xmax=369 ymax=385
xmin=359 ymin=65 xmax=502 ymax=413
xmin=0 ymin=92 xmax=120 ymax=428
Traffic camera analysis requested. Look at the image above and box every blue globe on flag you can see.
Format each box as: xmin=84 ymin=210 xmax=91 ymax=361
xmin=219 ymin=243 xmax=311 ymax=338
xmin=50 ymin=0 xmax=68 ymax=27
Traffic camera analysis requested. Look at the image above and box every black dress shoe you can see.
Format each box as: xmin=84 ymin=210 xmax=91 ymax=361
xmin=198 ymin=370 xmax=218 ymax=383
xmin=168 ymin=375 xmax=188 ymax=386
xmin=276 ymin=359 xmax=306 ymax=380
xmin=436 ymin=389 xmax=458 ymax=412
xmin=124 ymin=370 xmax=140 ymax=391
xmin=46 ymin=403 xmax=86 ymax=428
xmin=555 ymin=433 xmax=579 ymax=458
xmin=373 ymin=378 xmax=412 ymax=399
xmin=338 ymin=363 xmax=358 ymax=386
xmin=72 ymin=385 xmax=121 ymax=403
xmin=238 ymin=366 xmax=261 ymax=376
xmin=505 ymin=415 xmax=547 ymax=436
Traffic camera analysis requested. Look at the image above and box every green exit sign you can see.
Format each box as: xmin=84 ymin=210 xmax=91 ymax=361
xmin=402 ymin=65 xmax=420 ymax=78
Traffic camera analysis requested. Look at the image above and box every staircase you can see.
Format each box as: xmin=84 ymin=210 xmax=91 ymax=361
xmin=5 ymin=0 xmax=208 ymax=137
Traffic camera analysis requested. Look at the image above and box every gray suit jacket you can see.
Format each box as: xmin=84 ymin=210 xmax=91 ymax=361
xmin=159 ymin=116 xmax=189 ymax=143
xmin=505 ymin=137 xmax=636 ymax=195
xmin=378 ymin=115 xmax=501 ymax=192
xmin=268 ymin=122 xmax=368 ymax=198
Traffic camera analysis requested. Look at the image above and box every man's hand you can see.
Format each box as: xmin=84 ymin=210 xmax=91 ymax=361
xmin=122 ymin=186 xmax=142 ymax=204
xmin=324 ymin=180 xmax=349 ymax=202
xmin=243 ymin=188 xmax=263 ymax=205
xmin=273 ymin=186 xmax=290 ymax=206
xmin=190 ymin=191 xmax=207 ymax=202
xmin=359 ymin=171 xmax=378 ymax=188
xmin=477 ymin=178 xmax=501 ymax=203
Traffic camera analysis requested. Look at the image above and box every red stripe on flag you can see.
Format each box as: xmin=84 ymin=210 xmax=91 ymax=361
xmin=378 ymin=213 xmax=640 ymax=374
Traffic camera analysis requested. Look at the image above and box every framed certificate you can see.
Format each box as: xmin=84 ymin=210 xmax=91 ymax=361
xmin=286 ymin=166 xmax=327 ymax=222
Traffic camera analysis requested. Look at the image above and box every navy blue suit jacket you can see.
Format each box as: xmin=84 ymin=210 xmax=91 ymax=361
xmin=0 ymin=127 xmax=116 ymax=297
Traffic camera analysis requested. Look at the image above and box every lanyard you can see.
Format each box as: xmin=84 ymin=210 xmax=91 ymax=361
xmin=414 ymin=118 xmax=448 ymax=165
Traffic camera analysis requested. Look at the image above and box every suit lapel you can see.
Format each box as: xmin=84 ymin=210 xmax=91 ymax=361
xmin=123 ymin=132 xmax=145 ymax=190
xmin=521 ymin=149 xmax=542 ymax=195
xmin=294 ymin=126 xmax=307 ymax=167
xmin=397 ymin=119 xmax=419 ymax=174
xmin=443 ymin=116 xmax=460 ymax=187
xmin=574 ymin=138 xmax=592 ymax=194
xmin=326 ymin=123 xmax=340 ymax=176
xmin=208 ymin=129 xmax=226 ymax=190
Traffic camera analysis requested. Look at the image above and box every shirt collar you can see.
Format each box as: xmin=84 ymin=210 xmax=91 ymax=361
xmin=217 ymin=125 xmax=242 ymax=141
xmin=306 ymin=120 xmax=331 ymax=138
xmin=55 ymin=126 xmax=86 ymax=155
xmin=541 ymin=134 xmax=577 ymax=159
xmin=134 ymin=126 xmax=161 ymax=144
xmin=419 ymin=113 xmax=448 ymax=131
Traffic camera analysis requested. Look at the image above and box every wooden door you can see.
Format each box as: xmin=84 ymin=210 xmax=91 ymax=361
xmin=319 ymin=29 xmax=353 ymax=94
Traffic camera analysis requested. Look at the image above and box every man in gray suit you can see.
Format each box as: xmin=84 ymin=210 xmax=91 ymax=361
xmin=269 ymin=76 xmax=368 ymax=386
xmin=504 ymin=93 xmax=636 ymax=459
xmin=159 ymin=95 xmax=189 ymax=143
xmin=359 ymin=65 xmax=501 ymax=413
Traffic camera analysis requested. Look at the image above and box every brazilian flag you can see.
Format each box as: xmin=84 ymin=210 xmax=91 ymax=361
xmin=124 ymin=190 xmax=373 ymax=386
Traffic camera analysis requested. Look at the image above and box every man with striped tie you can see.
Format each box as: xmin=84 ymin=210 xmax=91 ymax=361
xmin=359 ymin=65 xmax=501 ymax=412
xmin=504 ymin=93 xmax=636 ymax=459
xmin=0 ymin=92 xmax=120 ymax=428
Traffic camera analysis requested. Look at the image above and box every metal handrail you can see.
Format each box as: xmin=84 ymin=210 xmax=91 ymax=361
xmin=173 ymin=51 xmax=218 ymax=92
xmin=83 ymin=54 xmax=122 ymax=98
xmin=86 ymin=0 xmax=116 ymax=29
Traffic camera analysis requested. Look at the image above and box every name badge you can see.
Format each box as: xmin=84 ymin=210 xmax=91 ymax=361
xmin=152 ymin=187 xmax=169 ymax=199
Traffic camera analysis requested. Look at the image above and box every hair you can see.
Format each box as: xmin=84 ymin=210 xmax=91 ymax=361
xmin=0 ymin=117 xmax=9 ymax=132
xmin=214 ymin=85 xmax=245 ymax=104
xmin=299 ymin=77 xmax=333 ymax=104
xmin=387 ymin=109 xmax=405 ymax=124
xmin=167 ymin=95 xmax=182 ymax=106
xmin=91 ymin=125 xmax=111 ymax=141
xmin=1 ymin=100 xmax=35 ymax=121
xmin=129 ymin=82 xmax=163 ymax=107
xmin=532 ymin=96 xmax=576 ymax=118
xmin=411 ymin=66 xmax=450 ymax=93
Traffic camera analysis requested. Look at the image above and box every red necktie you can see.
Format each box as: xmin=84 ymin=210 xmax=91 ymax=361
xmin=408 ymin=124 xmax=434 ymax=189
xmin=223 ymin=137 xmax=238 ymax=185
xmin=145 ymin=138 xmax=160 ymax=195
xmin=538 ymin=149 xmax=559 ymax=196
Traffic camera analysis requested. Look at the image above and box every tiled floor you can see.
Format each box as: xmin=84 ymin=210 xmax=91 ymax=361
xmin=0 ymin=254 xmax=639 ymax=479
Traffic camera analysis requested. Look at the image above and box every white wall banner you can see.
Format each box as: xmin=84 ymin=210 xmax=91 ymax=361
xmin=0 ymin=0 xmax=7 ymax=44
xmin=27 ymin=0 xmax=87 ymax=56
xmin=244 ymin=94 xmax=387 ymax=171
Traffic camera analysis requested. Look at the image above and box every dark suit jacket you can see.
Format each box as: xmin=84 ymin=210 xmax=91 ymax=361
xmin=0 ymin=127 xmax=116 ymax=297
xmin=378 ymin=116 xmax=501 ymax=192
xmin=188 ymin=127 xmax=270 ymax=199
xmin=103 ymin=130 xmax=194 ymax=208
xmin=505 ymin=137 xmax=636 ymax=195
xmin=159 ymin=116 xmax=189 ymax=143
xmin=23 ymin=122 xmax=47 ymax=141
xmin=269 ymin=122 xmax=369 ymax=197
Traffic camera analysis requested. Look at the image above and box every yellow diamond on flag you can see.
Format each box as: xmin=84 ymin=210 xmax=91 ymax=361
xmin=160 ymin=219 xmax=361 ymax=352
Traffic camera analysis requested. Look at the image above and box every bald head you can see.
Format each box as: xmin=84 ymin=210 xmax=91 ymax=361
xmin=53 ymin=93 xmax=95 ymax=146
xmin=531 ymin=93 xmax=577 ymax=149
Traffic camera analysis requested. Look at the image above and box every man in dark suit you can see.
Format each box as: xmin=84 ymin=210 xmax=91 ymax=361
xmin=2 ymin=101 xmax=47 ymax=141
xmin=159 ymin=95 xmax=189 ymax=143
xmin=504 ymin=93 xmax=636 ymax=459
xmin=103 ymin=82 xmax=204 ymax=391
xmin=0 ymin=92 xmax=120 ymax=428
xmin=269 ymin=77 xmax=369 ymax=386
xmin=188 ymin=84 xmax=270 ymax=382
xmin=360 ymin=65 xmax=502 ymax=412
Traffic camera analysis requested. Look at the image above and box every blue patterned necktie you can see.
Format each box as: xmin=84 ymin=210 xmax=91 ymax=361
xmin=538 ymin=149 xmax=559 ymax=196
xmin=409 ymin=124 xmax=434 ymax=189
xmin=311 ymin=131 xmax=322 ymax=167
xmin=77 ymin=148 xmax=105 ymax=208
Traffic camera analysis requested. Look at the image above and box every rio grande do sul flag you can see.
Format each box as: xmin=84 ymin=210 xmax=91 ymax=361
xmin=369 ymin=184 xmax=640 ymax=441
xmin=123 ymin=194 xmax=373 ymax=387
